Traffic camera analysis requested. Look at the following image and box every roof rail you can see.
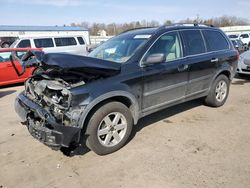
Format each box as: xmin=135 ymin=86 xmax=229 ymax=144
xmin=164 ymin=23 xmax=214 ymax=28
xmin=120 ymin=27 xmax=155 ymax=34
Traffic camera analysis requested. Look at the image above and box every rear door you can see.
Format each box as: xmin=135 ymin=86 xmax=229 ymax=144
xmin=202 ymin=29 xmax=233 ymax=75
xmin=180 ymin=29 xmax=216 ymax=97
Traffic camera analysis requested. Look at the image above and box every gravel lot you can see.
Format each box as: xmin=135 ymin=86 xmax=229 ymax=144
xmin=0 ymin=76 xmax=250 ymax=188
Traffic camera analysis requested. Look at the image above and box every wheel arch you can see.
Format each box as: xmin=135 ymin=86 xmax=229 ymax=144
xmin=216 ymin=70 xmax=231 ymax=80
xmin=78 ymin=91 xmax=140 ymax=131
xmin=207 ymin=68 xmax=232 ymax=93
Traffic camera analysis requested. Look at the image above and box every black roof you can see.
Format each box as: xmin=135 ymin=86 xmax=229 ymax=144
xmin=121 ymin=24 xmax=218 ymax=36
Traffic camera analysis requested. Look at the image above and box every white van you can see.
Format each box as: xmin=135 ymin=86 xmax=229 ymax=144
xmin=11 ymin=36 xmax=88 ymax=56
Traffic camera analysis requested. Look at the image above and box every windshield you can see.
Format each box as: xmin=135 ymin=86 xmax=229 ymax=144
xmin=88 ymin=34 xmax=151 ymax=63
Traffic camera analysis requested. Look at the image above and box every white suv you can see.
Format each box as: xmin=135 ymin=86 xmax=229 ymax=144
xmin=11 ymin=36 xmax=88 ymax=56
xmin=239 ymin=33 xmax=250 ymax=47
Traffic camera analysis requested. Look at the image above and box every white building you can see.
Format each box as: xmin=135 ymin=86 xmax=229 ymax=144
xmin=221 ymin=26 xmax=250 ymax=35
xmin=97 ymin=30 xmax=107 ymax=37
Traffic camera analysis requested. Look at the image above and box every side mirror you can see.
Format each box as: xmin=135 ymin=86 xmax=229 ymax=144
xmin=143 ymin=53 xmax=165 ymax=66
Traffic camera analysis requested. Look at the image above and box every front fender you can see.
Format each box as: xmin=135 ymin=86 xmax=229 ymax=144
xmin=78 ymin=90 xmax=140 ymax=129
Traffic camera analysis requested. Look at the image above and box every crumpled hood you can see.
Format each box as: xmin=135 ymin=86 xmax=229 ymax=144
xmin=19 ymin=51 xmax=121 ymax=76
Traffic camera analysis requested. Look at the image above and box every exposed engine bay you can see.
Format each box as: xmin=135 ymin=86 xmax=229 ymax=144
xmin=14 ymin=50 xmax=121 ymax=127
xmin=25 ymin=68 xmax=104 ymax=127
xmin=13 ymin=50 xmax=122 ymax=149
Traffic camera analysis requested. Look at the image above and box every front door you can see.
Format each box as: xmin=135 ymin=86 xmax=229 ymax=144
xmin=0 ymin=51 xmax=33 ymax=85
xmin=141 ymin=31 xmax=189 ymax=114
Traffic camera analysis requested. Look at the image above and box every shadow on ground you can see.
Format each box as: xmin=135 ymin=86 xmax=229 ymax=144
xmin=0 ymin=90 xmax=16 ymax=98
xmin=131 ymin=98 xmax=204 ymax=138
xmin=233 ymin=74 xmax=250 ymax=85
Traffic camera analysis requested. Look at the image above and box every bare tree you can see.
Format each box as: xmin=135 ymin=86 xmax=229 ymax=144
xmin=69 ymin=16 xmax=249 ymax=36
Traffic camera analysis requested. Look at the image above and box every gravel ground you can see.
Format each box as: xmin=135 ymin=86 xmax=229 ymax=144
xmin=0 ymin=76 xmax=250 ymax=188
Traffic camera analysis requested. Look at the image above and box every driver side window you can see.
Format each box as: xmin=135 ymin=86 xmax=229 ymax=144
xmin=144 ymin=32 xmax=182 ymax=62
xmin=0 ymin=52 xmax=11 ymax=63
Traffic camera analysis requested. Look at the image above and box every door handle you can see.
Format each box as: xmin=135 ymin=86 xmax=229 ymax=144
xmin=178 ymin=64 xmax=189 ymax=72
xmin=6 ymin=64 xmax=12 ymax=67
xmin=211 ymin=58 xmax=219 ymax=63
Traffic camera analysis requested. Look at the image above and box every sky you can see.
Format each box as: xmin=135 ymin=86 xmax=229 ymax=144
xmin=1 ymin=0 xmax=250 ymax=26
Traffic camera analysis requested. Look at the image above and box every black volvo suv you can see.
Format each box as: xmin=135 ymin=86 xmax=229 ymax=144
xmin=14 ymin=24 xmax=238 ymax=155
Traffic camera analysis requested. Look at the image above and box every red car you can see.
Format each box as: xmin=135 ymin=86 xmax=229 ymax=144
xmin=0 ymin=48 xmax=41 ymax=86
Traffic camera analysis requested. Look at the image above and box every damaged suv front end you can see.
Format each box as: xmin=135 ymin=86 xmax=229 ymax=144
xmin=14 ymin=51 xmax=121 ymax=150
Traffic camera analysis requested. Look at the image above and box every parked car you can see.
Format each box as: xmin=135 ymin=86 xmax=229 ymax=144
xmin=239 ymin=33 xmax=250 ymax=47
xmin=0 ymin=48 xmax=42 ymax=86
xmin=15 ymin=24 xmax=238 ymax=155
xmin=237 ymin=50 xmax=250 ymax=75
xmin=10 ymin=36 xmax=88 ymax=56
xmin=230 ymin=39 xmax=248 ymax=53
xmin=0 ymin=37 xmax=18 ymax=48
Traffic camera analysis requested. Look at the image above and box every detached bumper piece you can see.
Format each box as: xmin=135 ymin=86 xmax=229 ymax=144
xmin=15 ymin=92 xmax=81 ymax=150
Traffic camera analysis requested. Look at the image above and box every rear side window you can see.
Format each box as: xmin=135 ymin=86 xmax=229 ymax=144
xmin=181 ymin=30 xmax=206 ymax=56
xmin=17 ymin=39 xmax=31 ymax=48
xmin=34 ymin=38 xmax=54 ymax=48
xmin=55 ymin=37 xmax=77 ymax=47
xmin=203 ymin=30 xmax=229 ymax=51
xmin=77 ymin=37 xmax=85 ymax=45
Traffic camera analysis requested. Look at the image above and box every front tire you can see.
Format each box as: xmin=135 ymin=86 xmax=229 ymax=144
xmin=85 ymin=102 xmax=133 ymax=155
xmin=204 ymin=75 xmax=230 ymax=107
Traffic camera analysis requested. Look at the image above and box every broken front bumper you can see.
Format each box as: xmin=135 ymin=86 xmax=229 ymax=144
xmin=15 ymin=92 xmax=81 ymax=150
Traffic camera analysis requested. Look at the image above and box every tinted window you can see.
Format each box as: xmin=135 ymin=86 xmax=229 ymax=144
xmin=17 ymin=40 xmax=31 ymax=48
xmin=228 ymin=34 xmax=238 ymax=39
xmin=203 ymin=30 xmax=229 ymax=51
xmin=181 ymin=30 xmax=205 ymax=56
xmin=240 ymin=34 xmax=249 ymax=38
xmin=144 ymin=31 xmax=182 ymax=62
xmin=0 ymin=52 xmax=11 ymax=63
xmin=55 ymin=37 xmax=77 ymax=46
xmin=77 ymin=37 xmax=85 ymax=45
xmin=34 ymin=38 xmax=54 ymax=48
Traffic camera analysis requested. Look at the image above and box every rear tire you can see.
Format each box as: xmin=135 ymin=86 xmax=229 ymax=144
xmin=85 ymin=102 xmax=133 ymax=155
xmin=204 ymin=75 xmax=230 ymax=107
